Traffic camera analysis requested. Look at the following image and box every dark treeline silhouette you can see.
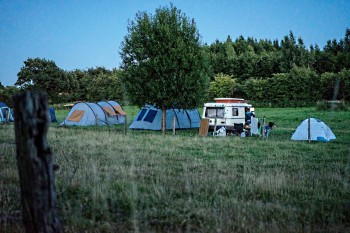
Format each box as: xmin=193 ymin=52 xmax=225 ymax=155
xmin=1 ymin=29 xmax=349 ymax=107
xmin=205 ymin=29 xmax=350 ymax=106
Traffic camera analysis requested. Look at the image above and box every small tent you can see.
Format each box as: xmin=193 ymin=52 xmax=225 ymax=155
xmin=291 ymin=118 xmax=336 ymax=142
xmin=129 ymin=105 xmax=201 ymax=130
xmin=97 ymin=100 xmax=126 ymax=124
xmin=0 ymin=102 xmax=14 ymax=123
xmin=49 ymin=107 xmax=58 ymax=123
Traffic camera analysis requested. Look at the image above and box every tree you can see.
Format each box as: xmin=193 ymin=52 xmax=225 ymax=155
xmin=209 ymin=73 xmax=239 ymax=100
xmin=16 ymin=58 xmax=69 ymax=103
xmin=120 ymin=4 xmax=209 ymax=133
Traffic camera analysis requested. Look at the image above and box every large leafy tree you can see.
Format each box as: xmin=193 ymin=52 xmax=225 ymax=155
xmin=120 ymin=4 xmax=209 ymax=133
xmin=16 ymin=58 xmax=69 ymax=102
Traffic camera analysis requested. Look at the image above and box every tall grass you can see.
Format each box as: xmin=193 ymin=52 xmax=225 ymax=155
xmin=1 ymin=107 xmax=349 ymax=232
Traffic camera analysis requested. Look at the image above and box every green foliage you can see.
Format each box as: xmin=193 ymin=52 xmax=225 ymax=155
xmin=74 ymin=67 xmax=124 ymax=102
xmin=208 ymin=73 xmax=239 ymax=100
xmin=0 ymin=85 xmax=20 ymax=107
xmin=243 ymin=67 xmax=322 ymax=106
xmin=315 ymin=100 xmax=348 ymax=111
xmin=120 ymin=4 xmax=209 ymax=110
xmin=16 ymin=58 xmax=71 ymax=103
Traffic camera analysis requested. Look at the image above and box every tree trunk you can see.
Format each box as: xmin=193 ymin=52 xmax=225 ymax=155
xmin=161 ymin=105 xmax=166 ymax=135
xmin=13 ymin=92 xmax=61 ymax=233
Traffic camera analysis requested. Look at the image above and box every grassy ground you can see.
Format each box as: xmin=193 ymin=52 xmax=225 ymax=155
xmin=1 ymin=107 xmax=349 ymax=232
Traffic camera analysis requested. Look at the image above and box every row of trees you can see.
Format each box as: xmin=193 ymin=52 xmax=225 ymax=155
xmin=206 ymin=29 xmax=350 ymax=79
xmin=6 ymin=58 xmax=123 ymax=104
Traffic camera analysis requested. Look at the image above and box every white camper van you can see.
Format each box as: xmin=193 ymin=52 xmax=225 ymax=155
xmin=202 ymin=98 xmax=254 ymax=133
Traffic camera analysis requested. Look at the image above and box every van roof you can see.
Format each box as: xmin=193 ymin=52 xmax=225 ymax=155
xmin=204 ymin=103 xmax=252 ymax=107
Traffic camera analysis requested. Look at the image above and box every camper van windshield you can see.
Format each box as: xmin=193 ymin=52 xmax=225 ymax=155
xmin=205 ymin=107 xmax=225 ymax=118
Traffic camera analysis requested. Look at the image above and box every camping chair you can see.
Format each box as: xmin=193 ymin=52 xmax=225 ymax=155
xmin=233 ymin=123 xmax=244 ymax=136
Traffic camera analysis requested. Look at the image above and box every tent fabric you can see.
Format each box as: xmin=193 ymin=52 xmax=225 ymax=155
xmin=60 ymin=102 xmax=108 ymax=126
xmin=49 ymin=107 xmax=58 ymax=123
xmin=0 ymin=102 xmax=7 ymax=108
xmin=67 ymin=110 xmax=85 ymax=122
xmin=97 ymin=100 xmax=126 ymax=124
xmin=291 ymin=118 xmax=336 ymax=142
xmin=129 ymin=105 xmax=201 ymax=130
xmin=113 ymin=105 xmax=127 ymax=116
xmin=103 ymin=106 xmax=117 ymax=116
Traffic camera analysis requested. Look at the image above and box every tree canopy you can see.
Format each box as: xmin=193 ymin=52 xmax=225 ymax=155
xmin=120 ymin=4 xmax=209 ymax=111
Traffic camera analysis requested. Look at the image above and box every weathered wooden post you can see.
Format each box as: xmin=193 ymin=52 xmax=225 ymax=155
xmin=13 ymin=92 xmax=61 ymax=233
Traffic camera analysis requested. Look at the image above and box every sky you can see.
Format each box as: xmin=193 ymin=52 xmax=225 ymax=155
xmin=0 ymin=0 xmax=349 ymax=87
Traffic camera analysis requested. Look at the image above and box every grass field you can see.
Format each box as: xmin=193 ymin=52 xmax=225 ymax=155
xmin=1 ymin=107 xmax=350 ymax=232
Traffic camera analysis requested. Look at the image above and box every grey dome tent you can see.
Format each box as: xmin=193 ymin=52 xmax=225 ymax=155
xmin=60 ymin=101 xmax=126 ymax=126
xmin=291 ymin=118 xmax=336 ymax=142
xmin=60 ymin=102 xmax=108 ymax=126
xmin=129 ymin=105 xmax=201 ymax=130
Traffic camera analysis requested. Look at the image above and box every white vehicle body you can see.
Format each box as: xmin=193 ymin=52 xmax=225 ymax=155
xmin=202 ymin=98 xmax=253 ymax=131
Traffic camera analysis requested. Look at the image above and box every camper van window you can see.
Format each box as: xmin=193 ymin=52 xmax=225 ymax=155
xmin=232 ymin=108 xmax=239 ymax=116
xmin=217 ymin=108 xmax=224 ymax=117
xmin=205 ymin=107 xmax=224 ymax=118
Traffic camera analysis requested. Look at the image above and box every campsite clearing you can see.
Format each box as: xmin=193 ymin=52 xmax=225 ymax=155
xmin=1 ymin=107 xmax=349 ymax=232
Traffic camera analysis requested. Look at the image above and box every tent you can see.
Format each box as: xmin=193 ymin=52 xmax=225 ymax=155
xmin=129 ymin=105 xmax=201 ymax=130
xmin=60 ymin=101 xmax=126 ymax=126
xmin=49 ymin=107 xmax=58 ymax=123
xmin=0 ymin=102 xmax=14 ymax=123
xmin=60 ymin=102 xmax=108 ymax=126
xmin=291 ymin=118 xmax=336 ymax=142
xmin=97 ymin=100 xmax=126 ymax=124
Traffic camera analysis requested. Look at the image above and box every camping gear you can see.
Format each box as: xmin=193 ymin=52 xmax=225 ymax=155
xmin=97 ymin=100 xmax=126 ymax=124
xmin=60 ymin=101 xmax=126 ymax=126
xmin=0 ymin=102 xmax=14 ymax=123
xmin=129 ymin=105 xmax=201 ymax=130
xmin=291 ymin=118 xmax=336 ymax=142
xmin=250 ymin=117 xmax=259 ymax=135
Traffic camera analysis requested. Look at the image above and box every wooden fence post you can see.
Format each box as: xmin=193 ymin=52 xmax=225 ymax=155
xmin=13 ymin=92 xmax=61 ymax=233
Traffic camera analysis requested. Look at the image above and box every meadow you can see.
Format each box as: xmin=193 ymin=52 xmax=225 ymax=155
xmin=1 ymin=106 xmax=350 ymax=232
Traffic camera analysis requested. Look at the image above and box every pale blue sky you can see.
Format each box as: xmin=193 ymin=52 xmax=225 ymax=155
xmin=1 ymin=0 xmax=349 ymax=86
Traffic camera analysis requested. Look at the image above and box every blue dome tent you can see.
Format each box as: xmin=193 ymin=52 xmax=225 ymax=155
xmin=129 ymin=105 xmax=201 ymax=130
xmin=0 ymin=102 xmax=14 ymax=123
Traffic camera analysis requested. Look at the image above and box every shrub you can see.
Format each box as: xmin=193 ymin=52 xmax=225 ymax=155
xmin=316 ymin=100 xmax=348 ymax=111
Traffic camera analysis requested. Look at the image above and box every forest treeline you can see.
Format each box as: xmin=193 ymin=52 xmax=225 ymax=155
xmin=1 ymin=29 xmax=349 ymax=107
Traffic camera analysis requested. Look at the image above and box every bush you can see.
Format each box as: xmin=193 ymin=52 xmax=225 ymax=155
xmin=316 ymin=100 xmax=348 ymax=111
